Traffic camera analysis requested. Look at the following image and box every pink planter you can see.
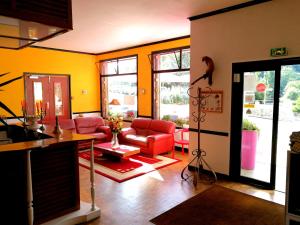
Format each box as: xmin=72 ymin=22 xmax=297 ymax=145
xmin=241 ymin=130 xmax=258 ymax=170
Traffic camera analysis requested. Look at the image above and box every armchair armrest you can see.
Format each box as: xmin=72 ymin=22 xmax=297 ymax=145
xmin=96 ymin=125 xmax=112 ymax=141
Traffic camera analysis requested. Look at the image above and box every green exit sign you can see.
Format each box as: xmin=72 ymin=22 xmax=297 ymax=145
xmin=270 ymin=47 xmax=288 ymax=57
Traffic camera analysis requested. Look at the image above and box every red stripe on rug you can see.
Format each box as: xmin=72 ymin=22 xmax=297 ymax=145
xmin=79 ymin=150 xmax=143 ymax=173
xmin=79 ymin=149 xmax=180 ymax=182
xmin=130 ymin=154 xmax=161 ymax=164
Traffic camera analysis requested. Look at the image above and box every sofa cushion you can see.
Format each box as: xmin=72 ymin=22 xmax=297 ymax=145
xmin=59 ymin=119 xmax=76 ymax=131
xmin=131 ymin=118 xmax=151 ymax=130
xmin=135 ymin=128 xmax=148 ymax=136
xmin=125 ymin=134 xmax=148 ymax=147
xmin=74 ymin=117 xmax=105 ymax=134
xmin=149 ymin=119 xmax=175 ymax=134
xmin=147 ymin=130 xmax=162 ymax=136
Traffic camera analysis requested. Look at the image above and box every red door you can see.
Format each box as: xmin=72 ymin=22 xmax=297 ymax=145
xmin=25 ymin=74 xmax=71 ymax=122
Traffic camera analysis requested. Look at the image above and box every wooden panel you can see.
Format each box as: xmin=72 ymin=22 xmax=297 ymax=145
xmin=31 ymin=142 xmax=79 ymax=225
xmin=0 ymin=151 xmax=28 ymax=225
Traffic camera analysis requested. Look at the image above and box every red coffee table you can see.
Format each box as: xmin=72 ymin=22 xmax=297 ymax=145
xmin=94 ymin=142 xmax=140 ymax=159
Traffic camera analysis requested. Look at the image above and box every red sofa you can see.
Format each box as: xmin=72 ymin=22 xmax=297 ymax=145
xmin=74 ymin=117 xmax=112 ymax=150
xmin=42 ymin=119 xmax=76 ymax=132
xmin=118 ymin=118 xmax=175 ymax=157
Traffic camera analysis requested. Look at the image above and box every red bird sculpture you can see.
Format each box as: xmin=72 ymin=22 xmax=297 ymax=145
xmin=191 ymin=56 xmax=214 ymax=86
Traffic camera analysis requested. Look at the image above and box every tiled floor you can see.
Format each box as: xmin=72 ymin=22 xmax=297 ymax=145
xmin=79 ymin=151 xmax=285 ymax=225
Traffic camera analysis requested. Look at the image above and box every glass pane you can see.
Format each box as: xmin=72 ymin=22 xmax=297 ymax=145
xmin=118 ymin=57 xmax=137 ymax=74
xmin=154 ymin=51 xmax=180 ymax=70
xmin=54 ymin=82 xmax=63 ymax=116
xmin=240 ymin=71 xmax=275 ymax=183
xmin=33 ymin=82 xmax=43 ymax=114
xmin=34 ymin=82 xmax=43 ymax=101
xmin=158 ymin=71 xmax=189 ymax=125
xmin=102 ymin=60 xmax=117 ymax=75
xmin=107 ymin=75 xmax=137 ymax=120
xmin=182 ymin=49 xmax=190 ymax=69
xmin=276 ymin=64 xmax=300 ymax=192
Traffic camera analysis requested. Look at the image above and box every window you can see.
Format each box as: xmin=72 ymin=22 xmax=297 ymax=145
xmin=152 ymin=47 xmax=190 ymax=125
xmin=100 ymin=56 xmax=137 ymax=120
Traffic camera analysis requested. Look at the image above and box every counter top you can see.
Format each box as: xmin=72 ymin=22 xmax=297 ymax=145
xmin=0 ymin=124 xmax=95 ymax=152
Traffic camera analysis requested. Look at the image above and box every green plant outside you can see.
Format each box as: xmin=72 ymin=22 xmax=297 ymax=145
xmin=242 ymin=119 xmax=260 ymax=131
xmin=161 ymin=114 xmax=188 ymax=127
xmin=293 ymin=96 xmax=300 ymax=113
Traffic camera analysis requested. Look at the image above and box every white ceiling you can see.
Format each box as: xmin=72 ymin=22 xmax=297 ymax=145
xmin=34 ymin=0 xmax=249 ymax=54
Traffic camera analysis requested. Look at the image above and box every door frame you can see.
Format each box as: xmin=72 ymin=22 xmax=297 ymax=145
xmin=23 ymin=72 xmax=72 ymax=119
xmin=230 ymin=57 xmax=300 ymax=189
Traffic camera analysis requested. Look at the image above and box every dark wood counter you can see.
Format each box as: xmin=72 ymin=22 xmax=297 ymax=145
xmin=0 ymin=124 xmax=95 ymax=152
xmin=0 ymin=124 xmax=95 ymax=225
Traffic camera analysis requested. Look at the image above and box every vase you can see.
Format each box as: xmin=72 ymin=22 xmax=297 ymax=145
xmin=111 ymin=132 xmax=119 ymax=149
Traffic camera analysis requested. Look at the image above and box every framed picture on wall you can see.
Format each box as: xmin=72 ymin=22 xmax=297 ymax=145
xmin=201 ymin=90 xmax=223 ymax=113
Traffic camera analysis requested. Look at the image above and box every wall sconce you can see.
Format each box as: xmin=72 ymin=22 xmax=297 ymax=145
xmin=139 ymin=88 xmax=146 ymax=95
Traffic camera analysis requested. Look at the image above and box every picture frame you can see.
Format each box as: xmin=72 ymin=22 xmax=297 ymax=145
xmin=201 ymin=90 xmax=223 ymax=113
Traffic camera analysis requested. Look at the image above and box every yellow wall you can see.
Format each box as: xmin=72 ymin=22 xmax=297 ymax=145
xmin=0 ymin=37 xmax=190 ymax=118
xmin=96 ymin=37 xmax=190 ymax=117
xmin=0 ymin=47 xmax=98 ymax=116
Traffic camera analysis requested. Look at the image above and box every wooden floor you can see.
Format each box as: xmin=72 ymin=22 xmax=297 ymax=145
xmin=79 ymin=151 xmax=285 ymax=225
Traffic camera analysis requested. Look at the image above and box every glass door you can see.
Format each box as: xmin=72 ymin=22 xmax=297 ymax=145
xmin=276 ymin=64 xmax=300 ymax=192
xmin=231 ymin=59 xmax=300 ymax=190
xmin=25 ymin=74 xmax=71 ymax=122
xmin=240 ymin=70 xmax=276 ymax=185
xmin=231 ymin=61 xmax=280 ymax=189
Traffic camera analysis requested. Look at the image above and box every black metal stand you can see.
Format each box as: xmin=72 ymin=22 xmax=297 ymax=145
xmin=181 ymin=87 xmax=217 ymax=185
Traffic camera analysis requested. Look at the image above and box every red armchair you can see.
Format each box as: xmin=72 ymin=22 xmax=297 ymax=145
xmin=74 ymin=117 xmax=112 ymax=150
xmin=119 ymin=118 xmax=175 ymax=157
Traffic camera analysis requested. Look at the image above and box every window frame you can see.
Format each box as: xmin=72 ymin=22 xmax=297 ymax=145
xmin=100 ymin=54 xmax=137 ymax=76
xmin=100 ymin=54 xmax=138 ymax=121
xmin=151 ymin=46 xmax=190 ymax=74
xmin=151 ymin=46 xmax=190 ymax=120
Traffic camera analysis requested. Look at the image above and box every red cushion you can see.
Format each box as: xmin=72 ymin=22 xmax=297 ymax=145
xmin=149 ymin=120 xmax=175 ymax=134
xmin=135 ymin=128 xmax=148 ymax=136
xmin=131 ymin=118 xmax=151 ymax=130
xmin=58 ymin=119 xmax=76 ymax=131
xmin=147 ymin=130 xmax=161 ymax=136
xmin=74 ymin=117 xmax=105 ymax=134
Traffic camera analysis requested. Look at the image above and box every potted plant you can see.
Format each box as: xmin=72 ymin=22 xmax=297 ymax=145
xmin=241 ymin=119 xmax=259 ymax=170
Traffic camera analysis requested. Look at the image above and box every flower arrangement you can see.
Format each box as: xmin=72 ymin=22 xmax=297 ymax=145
xmin=126 ymin=110 xmax=135 ymax=120
xmin=108 ymin=114 xmax=123 ymax=134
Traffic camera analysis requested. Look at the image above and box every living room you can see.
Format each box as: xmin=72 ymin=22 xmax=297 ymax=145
xmin=0 ymin=0 xmax=300 ymax=224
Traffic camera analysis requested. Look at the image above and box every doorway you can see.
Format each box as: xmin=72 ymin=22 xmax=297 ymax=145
xmin=230 ymin=58 xmax=300 ymax=191
xmin=24 ymin=73 xmax=71 ymax=121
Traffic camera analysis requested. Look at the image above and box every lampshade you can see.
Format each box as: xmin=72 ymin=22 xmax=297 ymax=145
xmin=109 ymin=99 xmax=121 ymax=105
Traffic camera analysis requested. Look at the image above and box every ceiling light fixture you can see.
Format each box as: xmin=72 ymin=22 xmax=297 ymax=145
xmin=0 ymin=0 xmax=73 ymax=50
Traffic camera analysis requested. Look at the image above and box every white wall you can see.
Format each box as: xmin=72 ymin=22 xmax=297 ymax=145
xmin=190 ymin=0 xmax=300 ymax=175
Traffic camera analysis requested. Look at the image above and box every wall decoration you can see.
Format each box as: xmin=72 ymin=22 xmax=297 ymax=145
xmin=201 ymin=90 xmax=223 ymax=113
xmin=191 ymin=56 xmax=214 ymax=86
